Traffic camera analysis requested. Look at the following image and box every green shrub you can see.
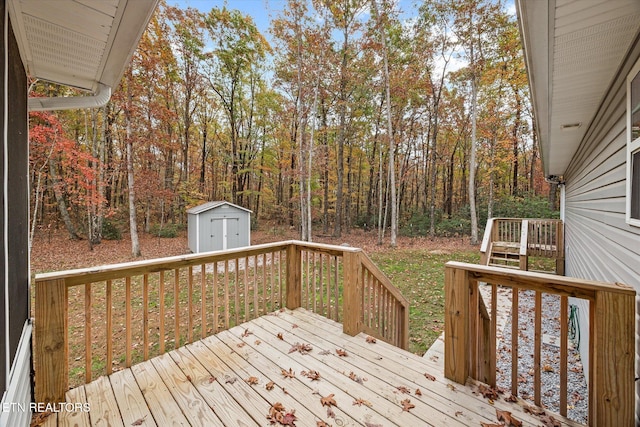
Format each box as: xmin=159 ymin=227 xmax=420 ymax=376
xmin=101 ymin=219 xmax=122 ymax=240
xmin=150 ymin=223 xmax=181 ymax=238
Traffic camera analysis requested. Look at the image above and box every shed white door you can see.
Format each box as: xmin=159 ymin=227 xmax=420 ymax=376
xmin=210 ymin=216 xmax=240 ymax=250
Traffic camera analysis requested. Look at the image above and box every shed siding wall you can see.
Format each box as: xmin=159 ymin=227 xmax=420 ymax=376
xmin=563 ymin=31 xmax=640 ymax=422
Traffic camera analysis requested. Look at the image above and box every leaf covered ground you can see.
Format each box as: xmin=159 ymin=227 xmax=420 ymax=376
xmin=31 ymin=226 xmax=478 ymax=356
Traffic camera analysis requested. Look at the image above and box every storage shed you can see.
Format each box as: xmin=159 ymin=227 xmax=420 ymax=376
xmin=187 ymin=201 xmax=252 ymax=253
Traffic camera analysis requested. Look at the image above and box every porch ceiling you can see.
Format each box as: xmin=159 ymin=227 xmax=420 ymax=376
xmin=7 ymin=0 xmax=158 ymax=93
xmin=517 ymin=0 xmax=640 ymax=178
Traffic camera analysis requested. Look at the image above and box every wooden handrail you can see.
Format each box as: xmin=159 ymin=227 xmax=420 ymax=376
xmin=34 ymin=240 xmax=408 ymax=403
xmin=444 ymin=261 xmax=635 ymax=426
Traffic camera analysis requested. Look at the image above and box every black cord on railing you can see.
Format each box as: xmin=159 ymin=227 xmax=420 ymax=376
xmin=568 ymin=304 xmax=580 ymax=351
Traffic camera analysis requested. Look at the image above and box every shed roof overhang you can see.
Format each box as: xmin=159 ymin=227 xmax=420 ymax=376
xmin=516 ymin=0 xmax=640 ymax=178
xmin=8 ymin=0 xmax=158 ymax=111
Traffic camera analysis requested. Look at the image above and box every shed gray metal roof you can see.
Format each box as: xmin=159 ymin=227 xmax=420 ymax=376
xmin=187 ymin=201 xmax=253 ymax=215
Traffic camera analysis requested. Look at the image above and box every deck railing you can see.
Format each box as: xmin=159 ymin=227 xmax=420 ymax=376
xmin=444 ymin=261 xmax=635 ymax=426
xmin=480 ymin=217 xmax=564 ymax=273
xmin=33 ymin=240 xmax=408 ymax=404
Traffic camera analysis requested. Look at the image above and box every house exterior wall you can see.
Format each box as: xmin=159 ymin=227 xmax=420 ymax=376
xmin=562 ymin=30 xmax=640 ymax=421
xmin=1 ymin=1 xmax=32 ymax=426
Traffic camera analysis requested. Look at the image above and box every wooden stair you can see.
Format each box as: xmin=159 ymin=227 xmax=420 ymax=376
xmin=487 ymin=242 xmax=521 ymax=269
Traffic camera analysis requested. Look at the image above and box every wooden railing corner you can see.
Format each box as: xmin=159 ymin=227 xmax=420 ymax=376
xmin=342 ymin=251 xmax=363 ymax=337
xmin=285 ymin=243 xmax=302 ymax=310
xmin=34 ymin=278 xmax=68 ymax=404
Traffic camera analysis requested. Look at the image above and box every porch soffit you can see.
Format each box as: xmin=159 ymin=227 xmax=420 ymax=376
xmin=7 ymin=0 xmax=158 ymax=94
xmin=518 ymin=0 xmax=640 ymax=178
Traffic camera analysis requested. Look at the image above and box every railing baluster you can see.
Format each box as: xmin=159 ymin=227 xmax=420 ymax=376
xmin=334 ymin=256 xmax=339 ymax=321
xmin=85 ymin=283 xmax=92 ymax=383
xmin=243 ymin=257 xmax=249 ymax=322
xmin=188 ymin=266 xmax=193 ymax=344
xmin=159 ymin=272 xmax=165 ymax=354
xmin=511 ymin=287 xmax=519 ymax=397
xmin=126 ymin=276 xmax=132 ymax=367
xmin=490 ymin=283 xmax=497 ymax=387
xmin=560 ymin=295 xmax=568 ymax=417
xmin=262 ymin=253 xmax=267 ymax=315
xmin=270 ymin=251 xmax=275 ymax=312
xmin=213 ymin=262 xmax=219 ymax=333
xmin=106 ymin=280 xmax=113 ymax=375
xmin=234 ymin=259 xmax=240 ymax=325
xmin=252 ymin=255 xmax=257 ymax=317
xmin=174 ymin=269 xmax=180 ymax=348
xmin=224 ymin=260 xmax=229 ymax=330
xmin=534 ymin=291 xmax=542 ymax=406
xmin=201 ymin=264 xmax=207 ymax=338
xmin=143 ymin=274 xmax=149 ymax=360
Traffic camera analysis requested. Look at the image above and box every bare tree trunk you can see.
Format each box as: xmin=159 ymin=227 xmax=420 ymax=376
xmin=49 ymin=157 xmax=80 ymax=240
xmin=372 ymin=0 xmax=396 ymax=247
xmin=469 ymin=72 xmax=479 ymax=245
xmin=126 ymin=72 xmax=141 ymax=257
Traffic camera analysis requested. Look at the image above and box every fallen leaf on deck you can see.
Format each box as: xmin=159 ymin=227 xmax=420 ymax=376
xmin=266 ymin=381 xmax=275 ymax=390
xmin=336 ymin=349 xmax=348 ymax=357
xmin=477 ymin=383 xmax=500 ymax=400
xmin=353 ymin=398 xmax=372 ymax=407
xmin=267 ymin=402 xmax=297 ymax=426
xmin=454 ymin=411 xmax=463 ymax=417
xmin=327 ymin=407 xmax=336 ymax=418
xmin=242 ymin=329 xmax=252 ymax=337
xmin=496 ymin=409 xmax=522 ymax=427
xmin=424 ymin=373 xmax=436 ymax=381
xmin=401 ymin=399 xmax=415 ymax=412
xmin=302 ymin=370 xmax=321 ymax=381
xmin=292 ymin=324 xmax=299 ymax=328
xmin=348 ymin=371 xmax=363 ymax=384
xmin=447 ymin=384 xmax=456 ymax=391
xmin=255 ymin=340 xmax=261 ymax=345
xmin=281 ymin=368 xmax=296 ymax=379
xmin=225 ymin=377 xmax=237 ymax=384
xmin=504 ymin=394 xmax=517 ymax=403
xmin=320 ymin=393 xmax=337 ymax=407
xmin=415 ymin=389 xmax=422 ymax=396
xmin=237 ymin=342 xmax=246 ymax=348
xmin=523 ymin=404 xmax=545 ymax=416
xmin=277 ymin=332 xmax=284 ymax=340
xmin=246 ymin=376 xmax=259 ymax=385
xmin=289 ymin=342 xmax=313 ymax=355
xmin=539 ymin=414 xmax=562 ymax=427
xmin=366 ymin=336 xmax=377 ymax=343
xmin=316 ymin=421 xmax=331 ymax=427
xmin=396 ymin=385 xmax=411 ymax=394
xmin=480 ymin=423 xmax=503 ymax=427
xmin=131 ymin=415 xmax=147 ymax=426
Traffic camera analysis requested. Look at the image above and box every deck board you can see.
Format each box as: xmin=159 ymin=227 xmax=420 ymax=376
xmin=56 ymin=308 xmax=582 ymax=426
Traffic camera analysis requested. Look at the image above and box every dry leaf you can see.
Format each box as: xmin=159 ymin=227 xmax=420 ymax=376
xmin=446 ymin=383 xmax=456 ymax=391
xmin=496 ymin=409 xmax=522 ymax=427
xmin=237 ymin=342 xmax=246 ymax=348
xmin=540 ymin=414 xmax=562 ymax=427
xmin=366 ymin=335 xmax=377 ymax=343
xmin=316 ymin=421 xmax=331 ymax=427
xmin=424 ymin=372 xmax=436 ymax=381
xmin=336 ymin=349 xmax=348 ymax=357
xmin=401 ymin=399 xmax=415 ymax=412
xmin=455 ymin=411 xmax=463 ymax=417
xmin=281 ymin=368 xmax=296 ymax=379
xmin=504 ymin=394 xmax=518 ymax=403
xmin=266 ymin=381 xmax=275 ymax=390
xmin=292 ymin=324 xmax=299 ymax=328
xmin=289 ymin=342 xmax=313 ymax=355
xmin=320 ymin=393 xmax=337 ymax=407
xmin=523 ymin=404 xmax=545 ymax=416
xmin=277 ymin=332 xmax=284 ymax=340
xmin=245 ymin=376 xmax=259 ymax=385
xmin=543 ymin=364 xmax=554 ymax=373
xmin=348 ymin=371 xmax=363 ymax=384
xmin=326 ymin=407 xmax=336 ymax=419
xmin=415 ymin=388 xmax=422 ymax=396
xmin=131 ymin=415 xmax=147 ymax=426
xmin=302 ymin=370 xmax=321 ymax=381
xmin=352 ymin=398 xmax=372 ymax=407
xmin=480 ymin=424 xmax=504 ymax=427
xmin=242 ymin=329 xmax=252 ymax=337
xmin=478 ymin=383 xmax=500 ymax=400
xmin=255 ymin=340 xmax=262 ymax=345
xmin=396 ymin=385 xmax=411 ymax=394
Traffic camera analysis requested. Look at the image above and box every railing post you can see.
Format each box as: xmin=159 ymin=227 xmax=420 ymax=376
xmin=590 ymin=289 xmax=635 ymax=426
xmin=519 ymin=220 xmax=529 ymax=271
xmin=444 ymin=264 xmax=471 ymax=384
xmin=285 ymin=244 xmax=302 ymax=309
xmin=34 ymin=278 xmax=68 ymax=403
xmin=342 ymin=251 xmax=362 ymax=337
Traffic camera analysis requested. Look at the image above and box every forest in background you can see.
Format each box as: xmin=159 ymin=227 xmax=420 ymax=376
xmin=28 ymin=0 xmax=557 ymax=256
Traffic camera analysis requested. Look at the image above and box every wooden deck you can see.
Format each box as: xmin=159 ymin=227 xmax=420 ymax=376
xmin=41 ymin=308 xmax=581 ymax=427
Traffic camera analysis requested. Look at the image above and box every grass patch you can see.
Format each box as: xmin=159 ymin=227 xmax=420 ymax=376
xmin=370 ymin=249 xmax=479 ymax=355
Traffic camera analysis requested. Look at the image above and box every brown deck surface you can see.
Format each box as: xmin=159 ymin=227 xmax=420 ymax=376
xmin=43 ymin=308 xmax=581 ymax=426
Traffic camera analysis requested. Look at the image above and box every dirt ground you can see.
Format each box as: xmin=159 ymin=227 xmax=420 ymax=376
xmin=31 ymin=225 xmax=474 ymax=273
